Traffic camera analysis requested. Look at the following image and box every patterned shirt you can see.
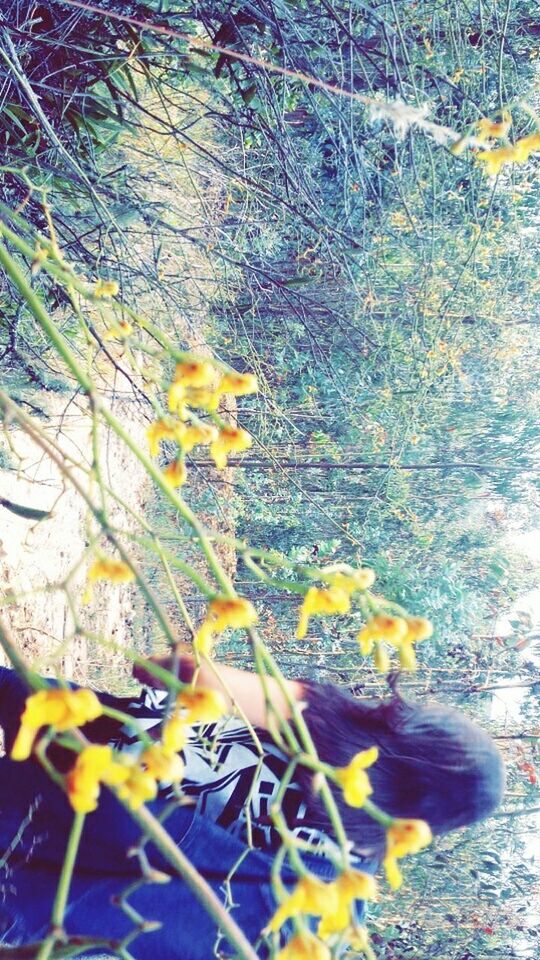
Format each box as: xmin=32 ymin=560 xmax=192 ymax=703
xmin=114 ymin=687 xmax=366 ymax=866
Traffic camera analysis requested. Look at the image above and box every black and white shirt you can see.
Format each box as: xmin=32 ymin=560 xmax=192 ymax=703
xmin=114 ymin=687 xmax=360 ymax=864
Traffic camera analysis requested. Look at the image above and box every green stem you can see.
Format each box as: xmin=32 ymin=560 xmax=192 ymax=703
xmin=35 ymin=813 xmax=86 ymax=960
xmin=52 ymin=814 xmax=86 ymax=926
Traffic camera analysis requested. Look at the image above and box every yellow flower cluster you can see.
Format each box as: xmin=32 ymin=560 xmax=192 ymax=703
xmin=66 ymin=686 xmax=227 ymax=814
xmin=268 ymin=869 xmax=377 ymax=942
xmin=194 ymin=596 xmax=258 ymax=656
xmin=11 ymin=687 xmax=103 ymax=761
xmin=357 ymin=614 xmax=433 ymax=672
xmin=145 ymin=358 xmax=257 ymax=480
xmin=296 ymin=567 xmax=375 ymax=640
xmin=334 ymin=746 xmax=379 ymax=808
xmin=11 ymin=681 xmax=227 ymax=813
xmin=209 ymin=425 xmax=252 ymax=470
xmin=167 ymin=360 xmax=257 ymax=420
xmin=84 ymin=556 xmax=134 ymax=604
xmin=67 ymin=744 xmax=131 ymax=813
xmin=383 ymin=818 xmax=432 ymax=889
xmin=477 ymin=131 xmax=540 ymax=176
xmin=66 ymin=740 xmax=181 ymax=814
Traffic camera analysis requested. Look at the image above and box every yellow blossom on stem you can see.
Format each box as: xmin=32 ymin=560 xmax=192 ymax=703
xmin=84 ymin=557 xmax=134 ymax=604
xmin=167 ymin=381 xmax=187 ymax=417
xmin=296 ymin=586 xmax=351 ymax=640
xmin=321 ymin=566 xmax=376 ymax=594
xmin=147 ymin=418 xmax=182 ymax=457
xmin=173 ymin=360 xmax=216 ymax=388
xmin=94 ymin=278 xmax=119 ymax=298
xmin=267 ymin=875 xmax=338 ymax=932
xmin=103 ymin=319 xmax=133 ymax=340
xmin=177 ymin=423 xmax=219 ymax=453
xmin=216 ymin=372 xmax=258 ymax=396
xmin=384 ymin=818 xmax=432 ymax=889
xmin=176 ymin=688 xmax=227 ymax=724
xmin=183 ymin=386 xmax=220 ymax=413
xmin=317 ymin=871 xmax=377 ymax=938
xmin=66 ymin=744 xmax=127 ymax=814
xmin=357 ymin=614 xmax=408 ymax=653
xmin=335 ymin=746 xmax=378 ymax=808
xmin=399 ymin=640 xmax=417 ymax=671
xmin=11 ymin=688 xmax=103 ymax=761
xmin=374 ymin=642 xmax=391 ymax=674
xmin=209 ymin=425 xmax=252 ymax=469
xmin=194 ymin=596 xmax=258 ymax=656
xmin=276 ymin=933 xmax=331 ymax=960
xmin=477 ymin=132 xmax=540 ymax=175
xmin=141 ymin=743 xmax=184 ymax=783
xmin=115 ymin=763 xmax=159 ymax=810
xmin=404 ymin=616 xmax=433 ymax=643
xmin=162 ymin=714 xmax=189 ymax=753
xmin=162 ymin=459 xmax=187 ymax=488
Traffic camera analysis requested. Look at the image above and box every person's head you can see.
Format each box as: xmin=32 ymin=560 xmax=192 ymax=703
xmin=296 ymin=681 xmax=505 ymax=856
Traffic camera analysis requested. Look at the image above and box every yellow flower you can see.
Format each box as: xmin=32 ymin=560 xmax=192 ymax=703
xmin=182 ymin=386 xmax=220 ymax=413
xmin=115 ymin=763 xmax=158 ymax=810
xmin=216 ymin=372 xmax=258 ymax=396
xmin=383 ymin=855 xmax=404 ymax=890
xmin=357 ymin=614 xmax=408 ymax=653
xmin=163 ymin=459 xmax=187 ymax=488
xmin=167 ymin=381 xmax=187 ymax=417
xmin=147 ymin=418 xmax=182 ymax=457
xmin=194 ymin=596 xmax=258 ymax=657
xmin=11 ymin=688 xmax=103 ymax=761
xmin=399 ymin=640 xmax=417 ymax=671
xmin=321 ymin=567 xmax=375 ymax=594
xmin=374 ymin=642 xmax=391 ymax=674
xmin=84 ymin=557 xmax=134 ymax=604
xmin=176 ymin=688 xmax=227 ymax=724
xmin=162 ymin=714 xmax=189 ymax=753
xmin=404 ymin=616 xmax=433 ymax=643
xmin=384 ymin=818 xmax=432 ymax=889
xmin=267 ymin=875 xmax=338 ymax=932
xmin=94 ymin=279 xmax=119 ymax=298
xmin=513 ymin=131 xmax=540 ymax=160
xmin=173 ymin=360 xmax=216 ymax=388
xmin=477 ymin=114 xmax=512 ymax=141
xmin=167 ymin=362 xmax=220 ymax=417
xmin=296 ymin=586 xmax=351 ymax=640
xmin=103 ymin=319 xmax=133 ymax=340
xmin=176 ymin=423 xmax=218 ymax=453
xmin=209 ymin=426 xmax=252 ymax=469
xmin=317 ymin=871 xmax=377 ymax=938
xmin=141 ymin=743 xmax=184 ymax=782
xmin=335 ymin=747 xmax=378 ymax=808
xmin=66 ymin=744 xmax=127 ymax=813
xmin=275 ymin=933 xmax=331 ymax=960
xmin=477 ymin=132 xmax=540 ymax=175
xmin=387 ymin=818 xmax=432 ymax=858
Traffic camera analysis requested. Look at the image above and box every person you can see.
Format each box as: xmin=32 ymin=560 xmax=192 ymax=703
xmin=0 ymin=654 xmax=505 ymax=959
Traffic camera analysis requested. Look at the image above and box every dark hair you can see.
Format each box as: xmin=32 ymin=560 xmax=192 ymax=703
xmin=296 ymin=681 xmax=505 ymax=857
